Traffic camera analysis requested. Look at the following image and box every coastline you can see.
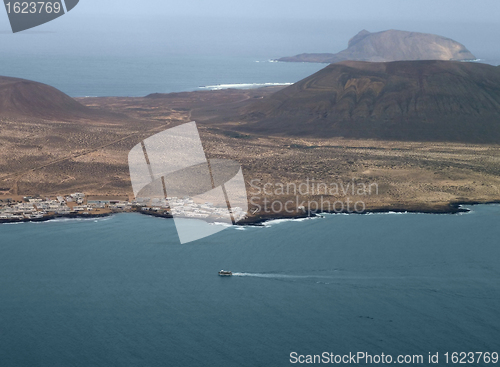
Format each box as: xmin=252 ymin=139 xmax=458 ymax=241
xmin=3 ymin=200 xmax=499 ymax=227
xmin=0 ymin=212 xmax=113 ymax=225
xmin=237 ymin=201 xmax=475 ymax=226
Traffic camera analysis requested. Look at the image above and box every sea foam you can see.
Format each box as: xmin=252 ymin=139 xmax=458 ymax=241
xmin=198 ymin=82 xmax=292 ymax=90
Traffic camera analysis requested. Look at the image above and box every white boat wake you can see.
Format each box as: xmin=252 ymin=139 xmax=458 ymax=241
xmin=232 ymin=272 xmax=333 ymax=279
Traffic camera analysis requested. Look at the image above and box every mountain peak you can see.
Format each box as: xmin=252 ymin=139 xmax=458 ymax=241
xmin=348 ymin=29 xmax=371 ymax=47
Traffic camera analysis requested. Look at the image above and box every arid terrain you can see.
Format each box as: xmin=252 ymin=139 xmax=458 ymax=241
xmin=1 ymin=79 xmax=499 ymax=221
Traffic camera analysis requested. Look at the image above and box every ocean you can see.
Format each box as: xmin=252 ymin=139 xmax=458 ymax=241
xmin=1 ymin=54 xmax=499 ymax=98
xmin=0 ymin=54 xmax=326 ymax=97
xmin=0 ymin=205 xmax=499 ymax=366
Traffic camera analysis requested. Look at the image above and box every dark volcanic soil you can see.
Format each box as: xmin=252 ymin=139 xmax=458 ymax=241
xmin=240 ymin=60 xmax=500 ymax=143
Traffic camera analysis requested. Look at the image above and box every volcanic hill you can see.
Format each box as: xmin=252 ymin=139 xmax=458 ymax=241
xmin=241 ymin=60 xmax=500 ymax=143
xmin=0 ymin=76 xmax=102 ymax=120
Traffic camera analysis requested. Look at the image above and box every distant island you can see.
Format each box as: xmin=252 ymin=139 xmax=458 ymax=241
xmin=277 ymin=29 xmax=476 ymax=63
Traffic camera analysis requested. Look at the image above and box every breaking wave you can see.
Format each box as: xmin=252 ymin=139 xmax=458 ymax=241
xmin=262 ymin=216 xmax=319 ymax=227
xmin=198 ymin=82 xmax=292 ymax=90
xmin=43 ymin=216 xmax=114 ymax=224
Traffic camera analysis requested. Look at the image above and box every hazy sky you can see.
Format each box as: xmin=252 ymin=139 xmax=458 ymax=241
xmin=71 ymin=0 xmax=500 ymax=21
xmin=1 ymin=0 xmax=499 ymax=58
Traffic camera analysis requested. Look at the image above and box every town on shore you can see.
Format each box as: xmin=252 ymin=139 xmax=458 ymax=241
xmin=0 ymin=193 xmax=247 ymax=224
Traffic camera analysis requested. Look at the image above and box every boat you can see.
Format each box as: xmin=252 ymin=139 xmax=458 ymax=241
xmin=218 ymin=270 xmax=232 ymax=276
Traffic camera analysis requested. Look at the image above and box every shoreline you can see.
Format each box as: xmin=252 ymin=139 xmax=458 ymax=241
xmin=0 ymin=212 xmax=112 ymax=225
xmin=2 ymin=200 xmax=499 ymax=226
xmin=238 ymin=201 xmax=474 ymax=226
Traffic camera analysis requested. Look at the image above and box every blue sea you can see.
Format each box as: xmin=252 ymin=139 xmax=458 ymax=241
xmin=0 ymin=54 xmax=498 ymax=98
xmin=0 ymin=205 xmax=499 ymax=366
xmin=0 ymin=54 xmax=326 ymax=97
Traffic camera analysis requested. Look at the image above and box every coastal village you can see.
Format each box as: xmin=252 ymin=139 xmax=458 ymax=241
xmin=0 ymin=193 xmax=246 ymax=223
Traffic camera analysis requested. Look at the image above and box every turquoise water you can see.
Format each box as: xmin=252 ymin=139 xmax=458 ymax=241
xmin=0 ymin=55 xmax=325 ymax=97
xmin=0 ymin=205 xmax=499 ymax=366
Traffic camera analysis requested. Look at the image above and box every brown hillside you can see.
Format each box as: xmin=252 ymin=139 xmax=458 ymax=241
xmin=0 ymin=76 xmax=103 ymax=120
xmin=241 ymin=60 xmax=500 ymax=143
